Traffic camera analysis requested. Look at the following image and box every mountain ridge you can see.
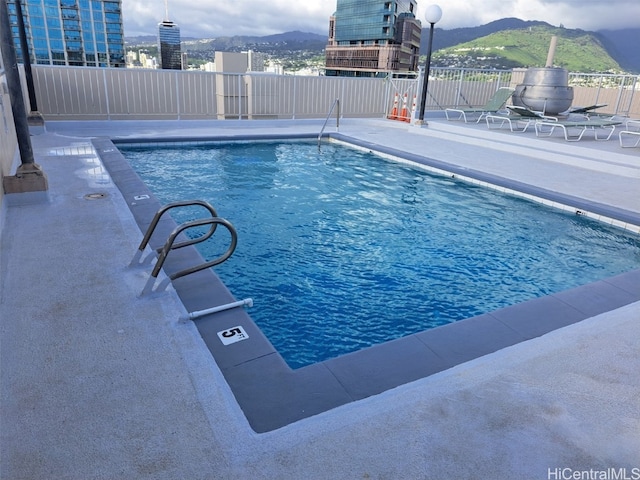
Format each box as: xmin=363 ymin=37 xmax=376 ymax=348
xmin=125 ymin=20 xmax=640 ymax=73
xmin=433 ymin=23 xmax=621 ymax=72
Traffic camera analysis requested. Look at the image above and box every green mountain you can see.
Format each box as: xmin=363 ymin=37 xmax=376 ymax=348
xmin=433 ymin=25 xmax=621 ymax=73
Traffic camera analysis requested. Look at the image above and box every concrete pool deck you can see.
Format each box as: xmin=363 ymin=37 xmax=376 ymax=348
xmin=1 ymin=118 xmax=639 ymax=478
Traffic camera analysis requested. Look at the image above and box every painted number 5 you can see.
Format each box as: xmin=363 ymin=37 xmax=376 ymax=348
xmin=222 ymin=328 xmax=242 ymax=338
xmin=217 ymin=326 xmax=249 ymax=346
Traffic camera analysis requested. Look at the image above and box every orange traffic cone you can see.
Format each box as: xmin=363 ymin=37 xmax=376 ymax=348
xmin=387 ymin=93 xmax=399 ymax=120
xmin=403 ymin=95 xmax=417 ymax=123
xmin=399 ymin=93 xmax=409 ymax=122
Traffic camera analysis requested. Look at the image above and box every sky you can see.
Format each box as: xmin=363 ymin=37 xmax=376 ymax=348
xmin=123 ymin=0 xmax=640 ymax=38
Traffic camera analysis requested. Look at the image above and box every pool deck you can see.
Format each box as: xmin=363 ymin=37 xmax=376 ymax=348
xmin=1 ymin=117 xmax=639 ymax=479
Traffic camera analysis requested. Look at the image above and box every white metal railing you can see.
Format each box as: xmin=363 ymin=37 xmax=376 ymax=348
xmin=568 ymin=72 xmax=638 ymax=116
xmin=28 ymin=65 xmax=640 ymax=121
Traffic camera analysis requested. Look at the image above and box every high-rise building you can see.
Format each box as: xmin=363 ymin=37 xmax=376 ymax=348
xmin=6 ymin=0 xmax=125 ymax=67
xmin=157 ymin=0 xmax=181 ymax=71
xmin=325 ymin=0 xmax=421 ymax=77
xmin=157 ymin=20 xmax=181 ymax=70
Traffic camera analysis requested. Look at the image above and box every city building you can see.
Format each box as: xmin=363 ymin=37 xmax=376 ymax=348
xmin=325 ymin=0 xmax=421 ymax=77
xmin=204 ymin=51 xmax=266 ymax=73
xmin=125 ymin=49 xmax=157 ymax=69
xmin=157 ymin=0 xmax=181 ymax=71
xmin=157 ymin=19 xmax=181 ymax=70
xmin=6 ymin=0 xmax=125 ymax=67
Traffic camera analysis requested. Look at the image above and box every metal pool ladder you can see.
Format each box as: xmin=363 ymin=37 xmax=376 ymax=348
xmin=130 ymin=200 xmax=252 ymax=318
xmin=318 ymin=98 xmax=340 ymax=151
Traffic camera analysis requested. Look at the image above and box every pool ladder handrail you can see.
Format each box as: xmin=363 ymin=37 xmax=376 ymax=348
xmin=130 ymin=199 xmax=219 ymax=267
xmin=130 ymin=200 xmax=238 ymax=296
xmin=318 ymin=98 xmax=340 ymax=151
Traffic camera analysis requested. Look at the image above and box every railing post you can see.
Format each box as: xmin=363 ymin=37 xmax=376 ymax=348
xmin=292 ymin=75 xmax=297 ymax=120
xmin=455 ymin=69 xmax=464 ymax=108
xmin=612 ymin=74 xmax=626 ymax=116
xmin=340 ymin=77 xmax=345 ymax=117
xmin=627 ymin=76 xmax=638 ymax=116
xmin=102 ymin=68 xmax=111 ymax=120
xmin=595 ymin=75 xmax=603 ymax=106
xmin=175 ymin=70 xmax=181 ymax=120
xmin=238 ymin=74 xmax=243 ymax=120
xmin=384 ymin=73 xmax=392 ymax=119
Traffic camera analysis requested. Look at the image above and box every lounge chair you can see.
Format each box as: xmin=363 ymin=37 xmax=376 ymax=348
xmin=619 ymin=119 xmax=640 ymax=148
xmin=485 ymin=105 xmax=556 ymax=132
xmin=535 ymin=117 xmax=622 ymax=141
xmin=566 ymin=104 xmax=608 ymax=115
xmin=566 ymin=104 xmax=616 ymax=120
xmin=445 ymin=87 xmax=515 ymax=123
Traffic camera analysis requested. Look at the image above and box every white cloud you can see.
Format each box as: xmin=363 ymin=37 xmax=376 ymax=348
xmin=418 ymin=0 xmax=640 ymax=31
xmin=122 ymin=0 xmax=640 ymax=38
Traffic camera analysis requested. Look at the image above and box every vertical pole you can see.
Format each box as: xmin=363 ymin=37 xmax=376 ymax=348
xmin=14 ymin=0 xmax=37 ymax=112
xmin=418 ymin=22 xmax=435 ymax=123
xmin=1 ymin=0 xmax=34 ymax=165
xmin=1 ymin=0 xmax=48 ymax=192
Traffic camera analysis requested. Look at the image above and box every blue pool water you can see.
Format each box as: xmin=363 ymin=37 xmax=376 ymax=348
xmin=121 ymin=141 xmax=640 ymax=368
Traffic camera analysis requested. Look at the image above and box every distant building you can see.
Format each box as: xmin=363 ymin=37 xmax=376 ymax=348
xmin=157 ymin=19 xmax=181 ymax=69
xmin=6 ymin=0 xmax=125 ymax=67
xmin=325 ymin=0 xmax=421 ymax=77
xmin=246 ymin=50 xmax=266 ymax=72
xmin=208 ymin=51 xmax=266 ymax=73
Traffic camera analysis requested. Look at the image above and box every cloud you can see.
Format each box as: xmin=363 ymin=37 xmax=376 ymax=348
xmin=124 ymin=0 xmax=336 ymax=37
xmin=418 ymin=0 xmax=640 ymax=31
xmin=122 ymin=0 xmax=640 ymax=38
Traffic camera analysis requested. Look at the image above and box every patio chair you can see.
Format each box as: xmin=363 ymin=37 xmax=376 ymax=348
xmin=619 ymin=119 xmax=640 ymax=148
xmin=485 ymin=105 xmax=556 ymax=132
xmin=535 ymin=117 xmax=623 ymax=142
xmin=445 ymin=87 xmax=515 ymax=123
xmin=565 ymin=104 xmax=617 ymax=121
xmin=566 ymin=104 xmax=608 ymax=115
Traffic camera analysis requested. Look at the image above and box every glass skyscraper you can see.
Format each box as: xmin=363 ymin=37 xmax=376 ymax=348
xmin=325 ymin=0 xmax=421 ymax=77
xmin=6 ymin=0 xmax=125 ymax=67
xmin=158 ymin=20 xmax=181 ymax=70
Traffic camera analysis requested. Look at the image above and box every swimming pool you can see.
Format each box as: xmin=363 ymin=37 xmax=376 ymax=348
xmin=121 ymin=140 xmax=640 ymax=369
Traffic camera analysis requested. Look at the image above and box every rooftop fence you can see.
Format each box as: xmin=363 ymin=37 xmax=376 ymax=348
xmin=28 ymin=66 xmax=640 ymax=121
xmin=2 ymin=65 xmax=639 ymax=226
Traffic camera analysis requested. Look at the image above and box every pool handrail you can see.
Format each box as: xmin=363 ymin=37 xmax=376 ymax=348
xmin=318 ymin=98 xmax=340 ymax=151
xmin=128 ymin=199 xmax=239 ymax=296
xmin=130 ymin=199 xmax=218 ymax=267
xmin=142 ymin=216 xmax=238 ymax=295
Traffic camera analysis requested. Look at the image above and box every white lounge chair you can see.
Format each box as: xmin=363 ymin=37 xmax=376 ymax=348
xmin=445 ymin=88 xmax=515 ymax=123
xmin=535 ymin=117 xmax=622 ymax=141
xmin=485 ymin=106 xmax=556 ymax=132
xmin=619 ymin=119 xmax=640 ymax=148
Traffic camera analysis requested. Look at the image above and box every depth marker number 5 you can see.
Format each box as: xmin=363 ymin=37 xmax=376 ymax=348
xmin=217 ymin=326 xmax=249 ymax=345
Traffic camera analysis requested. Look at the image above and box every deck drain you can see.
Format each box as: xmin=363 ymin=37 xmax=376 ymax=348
xmin=84 ymin=192 xmax=108 ymax=200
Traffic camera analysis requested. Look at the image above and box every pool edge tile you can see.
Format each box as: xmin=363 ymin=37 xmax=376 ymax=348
xmin=323 ymin=335 xmax=449 ymax=401
xmin=222 ymin=355 xmax=353 ymax=433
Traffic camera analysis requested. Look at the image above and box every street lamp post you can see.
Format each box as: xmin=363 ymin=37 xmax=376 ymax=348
xmin=416 ymin=4 xmax=442 ymax=125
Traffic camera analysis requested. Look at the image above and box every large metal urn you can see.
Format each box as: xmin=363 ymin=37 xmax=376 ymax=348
xmin=511 ymin=36 xmax=574 ymax=115
xmin=512 ymin=67 xmax=574 ymax=115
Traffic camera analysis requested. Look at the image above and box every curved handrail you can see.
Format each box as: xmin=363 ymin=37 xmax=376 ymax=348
xmin=142 ymin=216 xmax=238 ymax=295
xmin=130 ymin=199 xmax=218 ymax=266
xmin=318 ymin=98 xmax=340 ymax=151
